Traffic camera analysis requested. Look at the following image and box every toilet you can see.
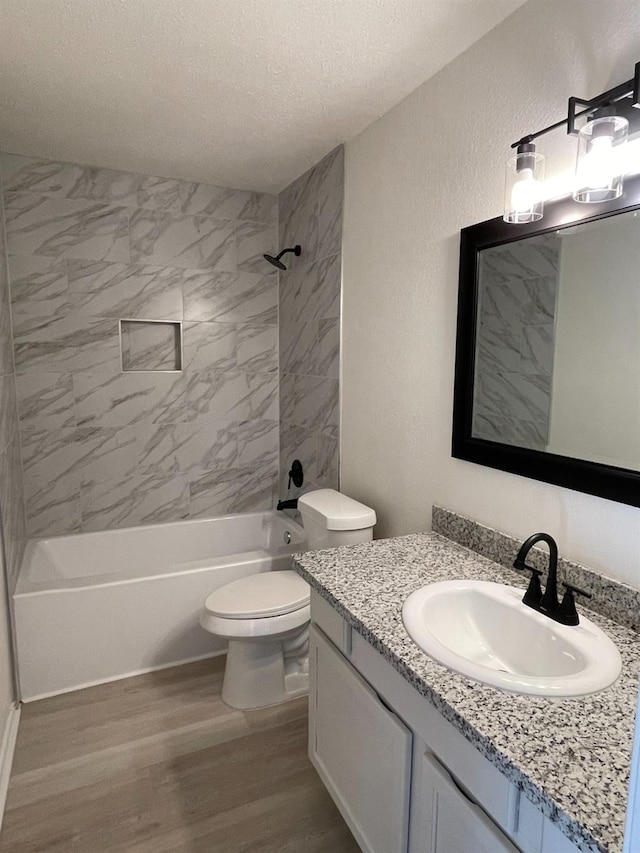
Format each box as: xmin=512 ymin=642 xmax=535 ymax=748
xmin=200 ymin=488 xmax=376 ymax=709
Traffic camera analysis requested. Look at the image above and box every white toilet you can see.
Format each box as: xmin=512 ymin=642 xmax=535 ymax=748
xmin=200 ymin=488 xmax=376 ymax=709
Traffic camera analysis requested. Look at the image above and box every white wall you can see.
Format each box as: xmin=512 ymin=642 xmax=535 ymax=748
xmin=341 ymin=0 xmax=640 ymax=586
xmin=548 ymin=215 xmax=640 ymax=469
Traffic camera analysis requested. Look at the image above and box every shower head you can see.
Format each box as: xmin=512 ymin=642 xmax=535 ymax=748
xmin=263 ymin=245 xmax=301 ymax=270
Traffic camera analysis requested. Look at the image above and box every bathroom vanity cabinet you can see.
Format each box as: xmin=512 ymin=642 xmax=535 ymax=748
xmin=309 ymin=591 xmax=581 ymax=853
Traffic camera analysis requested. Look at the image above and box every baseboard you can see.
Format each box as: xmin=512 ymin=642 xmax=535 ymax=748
xmin=0 ymin=704 xmax=20 ymax=832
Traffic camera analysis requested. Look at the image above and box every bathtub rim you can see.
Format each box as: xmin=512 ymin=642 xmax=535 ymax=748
xmin=16 ymin=511 xmax=306 ymax=595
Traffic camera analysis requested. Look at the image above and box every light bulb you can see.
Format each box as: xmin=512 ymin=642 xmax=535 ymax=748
xmin=581 ymin=135 xmax=615 ymax=189
xmin=510 ymin=168 xmax=538 ymax=213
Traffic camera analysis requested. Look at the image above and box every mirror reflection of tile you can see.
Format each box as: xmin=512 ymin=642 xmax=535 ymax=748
xmin=472 ymin=234 xmax=559 ymax=452
xmin=120 ymin=320 xmax=182 ymax=372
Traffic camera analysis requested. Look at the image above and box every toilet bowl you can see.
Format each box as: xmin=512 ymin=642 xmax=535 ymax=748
xmin=200 ymin=488 xmax=376 ymax=710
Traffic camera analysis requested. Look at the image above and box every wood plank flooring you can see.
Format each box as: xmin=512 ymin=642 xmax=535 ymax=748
xmin=0 ymin=658 xmax=360 ymax=852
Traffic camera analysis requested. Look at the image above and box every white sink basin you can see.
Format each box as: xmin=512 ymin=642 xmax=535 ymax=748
xmin=402 ymin=580 xmax=621 ymax=697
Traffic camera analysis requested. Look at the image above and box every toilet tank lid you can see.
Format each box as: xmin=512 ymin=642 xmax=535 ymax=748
xmin=297 ymin=489 xmax=376 ymax=531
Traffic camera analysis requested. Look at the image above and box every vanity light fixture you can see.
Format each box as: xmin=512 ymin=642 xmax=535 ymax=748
xmin=503 ymin=60 xmax=640 ymax=223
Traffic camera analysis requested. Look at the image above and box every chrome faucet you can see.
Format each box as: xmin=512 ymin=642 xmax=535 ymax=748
xmin=513 ymin=532 xmax=591 ymax=626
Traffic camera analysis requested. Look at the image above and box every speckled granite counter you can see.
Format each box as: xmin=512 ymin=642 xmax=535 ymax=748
xmin=293 ymin=533 xmax=640 ymax=853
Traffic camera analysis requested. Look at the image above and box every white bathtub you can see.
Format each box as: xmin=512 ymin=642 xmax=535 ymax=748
xmin=14 ymin=511 xmax=306 ymax=701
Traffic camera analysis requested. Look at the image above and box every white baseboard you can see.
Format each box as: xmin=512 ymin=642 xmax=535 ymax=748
xmin=0 ymin=704 xmax=20 ymax=832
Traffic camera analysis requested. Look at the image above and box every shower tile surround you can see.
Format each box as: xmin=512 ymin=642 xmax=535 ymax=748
xmin=0 ymin=174 xmax=27 ymax=591
xmin=473 ymin=234 xmax=559 ymax=451
xmin=0 ymin=153 xmax=281 ymax=535
xmin=278 ymin=147 xmax=343 ymax=498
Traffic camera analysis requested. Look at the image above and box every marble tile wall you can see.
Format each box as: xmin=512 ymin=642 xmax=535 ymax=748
xmin=0 ymin=175 xmax=27 ymax=591
xmin=472 ymin=234 xmax=560 ymax=451
xmin=1 ymin=153 xmax=280 ymax=535
xmin=277 ymin=146 xmax=343 ymax=499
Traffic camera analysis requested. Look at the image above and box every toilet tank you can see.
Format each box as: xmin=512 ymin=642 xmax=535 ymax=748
xmin=297 ymin=489 xmax=376 ymax=550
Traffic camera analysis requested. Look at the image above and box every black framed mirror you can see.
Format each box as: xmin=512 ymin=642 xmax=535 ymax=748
xmin=452 ymin=172 xmax=640 ymax=507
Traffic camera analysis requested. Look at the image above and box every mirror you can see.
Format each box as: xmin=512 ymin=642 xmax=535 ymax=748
xmin=453 ymin=174 xmax=640 ymax=507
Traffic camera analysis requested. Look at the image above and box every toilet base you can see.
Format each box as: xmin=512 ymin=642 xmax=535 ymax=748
xmin=221 ymin=633 xmax=309 ymax=710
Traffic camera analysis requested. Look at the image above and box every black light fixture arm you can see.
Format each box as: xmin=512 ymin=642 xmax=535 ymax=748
xmin=511 ymin=60 xmax=640 ymax=150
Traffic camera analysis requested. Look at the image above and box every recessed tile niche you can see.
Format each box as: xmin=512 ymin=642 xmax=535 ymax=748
xmin=120 ymin=320 xmax=183 ymax=372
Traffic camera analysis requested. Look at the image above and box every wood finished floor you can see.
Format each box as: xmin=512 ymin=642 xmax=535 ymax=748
xmin=0 ymin=658 xmax=360 ymax=852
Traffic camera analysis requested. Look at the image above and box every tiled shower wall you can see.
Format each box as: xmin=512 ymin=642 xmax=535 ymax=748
xmin=472 ymin=233 xmax=560 ymax=452
xmin=1 ymin=153 xmax=280 ymax=536
xmin=0 ymin=177 xmax=27 ymax=589
xmin=278 ymin=147 xmax=343 ymax=498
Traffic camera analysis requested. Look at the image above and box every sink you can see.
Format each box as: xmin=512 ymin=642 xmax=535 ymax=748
xmin=402 ymin=580 xmax=622 ymax=697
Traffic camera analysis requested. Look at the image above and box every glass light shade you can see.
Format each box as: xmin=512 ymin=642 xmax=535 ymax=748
xmin=503 ymin=149 xmax=545 ymax=224
xmin=573 ymin=114 xmax=629 ymax=203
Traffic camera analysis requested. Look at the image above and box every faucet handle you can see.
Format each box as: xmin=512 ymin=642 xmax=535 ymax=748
xmin=559 ymin=583 xmax=592 ymax=626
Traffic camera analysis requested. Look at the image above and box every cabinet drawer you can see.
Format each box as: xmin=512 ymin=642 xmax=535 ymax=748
xmin=310 ymin=589 xmax=352 ymax=655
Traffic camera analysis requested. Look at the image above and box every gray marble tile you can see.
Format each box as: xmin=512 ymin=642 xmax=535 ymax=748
xmin=3 ymin=437 xmax=26 ymax=587
xmin=66 ymin=166 xmax=141 ymax=206
xmin=186 ymin=370 xmax=278 ymax=423
xmin=182 ymin=270 xmax=277 ymax=325
xmin=74 ymin=371 xmax=187 ymax=426
xmin=480 ymin=234 xmax=560 ymax=284
xmin=137 ymin=420 xmax=238 ymax=475
xmin=129 ymin=208 xmax=236 ymax=270
xmin=67 ymin=260 xmax=184 ymax=320
xmin=286 ymin=375 xmax=339 ymax=434
xmin=21 ymin=426 xmax=137 ymax=491
xmin=15 ymin=372 xmax=76 ymax=429
xmin=471 ymin=413 xmax=548 ymax=450
xmin=279 ymin=373 xmax=296 ymax=424
xmin=182 ymin=321 xmax=236 ymax=371
xmin=0 ymin=373 xmax=18 ymax=455
xmin=236 ymin=221 xmax=278 ymax=273
xmin=121 ymin=320 xmax=181 ymax=372
xmin=1 ymin=154 xmax=84 ymax=196
xmin=280 ymin=199 xmax=318 ymax=271
xmin=180 ymin=184 xmax=277 ymax=222
xmin=316 ymin=433 xmax=339 ymax=489
xmin=80 ymin=471 xmax=189 ymax=531
xmin=520 ymin=324 xmax=555 ymax=375
xmin=188 ymin=464 xmax=276 ymax=518
xmin=0 ymin=255 xmax=13 ymax=377
xmin=280 ymin=320 xmax=317 ymax=375
xmin=238 ymin=419 xmax=279 ymax=468
xmin=134 ymin=175 xmax=189 ymax=211
xmin=481 ymin=276 xmax=556 ymax=328
xmin=475 ymin=319 xmax=522 ymax=374
xmin=5 ymin=193 xmax=129 ymax=262
xmin=279 ymin=422 xmax=317 ymax=492
xmin=475 ymin=371 xmax=551 ymax=423
xmin=13 ymin=314 xmax=120 ymax=374
xmin=23 ymin=473 xmax=80 ymax=537
xmin=8 ymin=255 xmax=69 ymax=317
xmin=317 ymin=317 xmax=340 ymax=378
xmin=236 ymin=323 xmax=278 ymax=373
xmin=279 ymin=146 xmax=343 ymax=223
xmin=316 ymin=186 xmax=343 ymax=261
xmin=279 ymin=254 xmax=340 ymax=325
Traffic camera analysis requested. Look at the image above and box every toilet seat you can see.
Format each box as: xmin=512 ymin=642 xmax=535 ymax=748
xmin=201 ymin=604 xmax=310 ymax=640
xmin=204 ymin=570 xmax=310 ymax=619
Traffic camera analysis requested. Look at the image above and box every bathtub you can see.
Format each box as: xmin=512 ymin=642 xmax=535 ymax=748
xmin=14 ymin=511 xmax=306 ymax=701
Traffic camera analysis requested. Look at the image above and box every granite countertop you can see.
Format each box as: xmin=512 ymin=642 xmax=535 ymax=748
xmin=293 ymin=532 xmax=640 ymax=853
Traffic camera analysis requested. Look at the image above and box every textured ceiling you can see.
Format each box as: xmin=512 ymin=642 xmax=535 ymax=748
xmin=0 ymin=0 xmax=526 ymax=192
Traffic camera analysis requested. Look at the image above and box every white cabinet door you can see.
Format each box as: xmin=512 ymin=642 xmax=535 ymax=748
xmin=309 ymin=625 xmax=412 ymax=853
xmin=415 ymin=750 xmax=520 ymax=853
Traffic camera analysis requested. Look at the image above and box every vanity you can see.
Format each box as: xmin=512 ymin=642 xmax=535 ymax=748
xmin=293 ymin=524 xmax=640 ymax=853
